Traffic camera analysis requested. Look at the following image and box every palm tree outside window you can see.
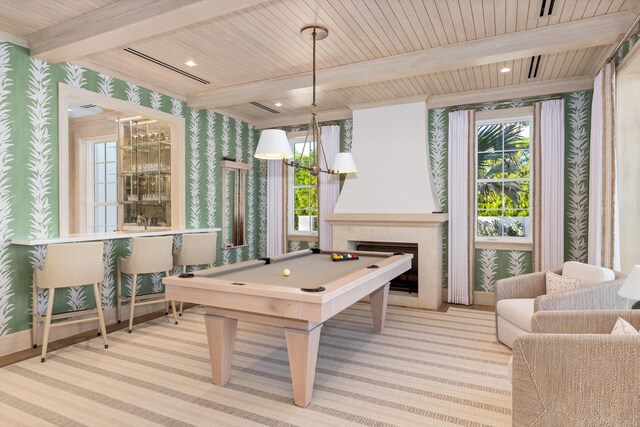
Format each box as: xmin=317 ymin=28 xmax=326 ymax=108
xmin=476 ymin=118 xmax=531 ymax=239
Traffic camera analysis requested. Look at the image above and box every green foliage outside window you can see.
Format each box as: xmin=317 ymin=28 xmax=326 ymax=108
xmin=292 ymin=142 xmax=318 ymax=232
xmin=477 ymin=121 xmax=531 ymax=238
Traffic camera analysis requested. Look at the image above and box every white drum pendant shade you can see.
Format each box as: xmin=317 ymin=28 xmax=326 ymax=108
xmin=331 ymin=152 xmax=357 ymax=174
xmin=255 ymin=129 xmax=294 ymax=159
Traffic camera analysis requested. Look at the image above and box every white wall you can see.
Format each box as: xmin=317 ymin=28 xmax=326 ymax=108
xmin=334 ymin=101 xmax=437 ymax=213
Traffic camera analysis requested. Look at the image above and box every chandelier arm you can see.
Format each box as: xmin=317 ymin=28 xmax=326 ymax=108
xmin=299 ymin=123 xmax=313 ymax=167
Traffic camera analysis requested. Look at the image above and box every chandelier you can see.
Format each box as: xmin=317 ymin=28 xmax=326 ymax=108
xmin=255 ymin=25 xmax=357 ymax=176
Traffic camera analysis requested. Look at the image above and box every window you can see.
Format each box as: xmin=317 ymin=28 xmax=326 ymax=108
xmin=288 ymin=136 xmax=318 ymax=235
xmin=476 ymin=118 xmax=531 ymax=239
xmin=91 ymin=140 xmax=118 ymax=233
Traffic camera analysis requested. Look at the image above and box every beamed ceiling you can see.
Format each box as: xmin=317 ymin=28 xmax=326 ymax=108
xmin=1 ymin=0 xmax=638 ymax=127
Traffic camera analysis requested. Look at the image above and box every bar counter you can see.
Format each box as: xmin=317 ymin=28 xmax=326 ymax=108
xmin=11 ymin=228 xmax=221 ymax=246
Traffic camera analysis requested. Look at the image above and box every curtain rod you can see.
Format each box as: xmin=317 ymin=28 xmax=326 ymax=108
xmin=606 ymin=13 xmax=640 ymax=64
xmin=449 ymin=95 xmax=564 ymax=112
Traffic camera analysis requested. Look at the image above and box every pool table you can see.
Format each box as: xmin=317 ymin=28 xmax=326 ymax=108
xmin=163 ymin=248 xmax=412 ymax=407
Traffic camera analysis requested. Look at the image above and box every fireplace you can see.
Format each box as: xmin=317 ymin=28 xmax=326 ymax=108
xmin=323 ymin=101 xmax=448 ymax=310
xmin=356 ymin=242 xmax=418 ymax=293
xmin=326 ymin=213 xmax=447 ymax=310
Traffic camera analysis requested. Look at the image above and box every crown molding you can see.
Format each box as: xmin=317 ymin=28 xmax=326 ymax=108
xmin=428 ymin=77 xmax=593 ymax=109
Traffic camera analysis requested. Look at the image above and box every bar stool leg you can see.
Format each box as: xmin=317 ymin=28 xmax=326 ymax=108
xmin=116 ymin=264 xmax=122 ymax=324
xmin=93 ymin=283 xmax=109 ymax=349
xmin=32 ymin=275 xmax=38 ymax=348
xmin=167 ymin=270 xmax=178 ymax=325
xmin=128 ymin=273 xmax=137 ymax=333
xmin=41 ymin=288 xmax=55 ymax=363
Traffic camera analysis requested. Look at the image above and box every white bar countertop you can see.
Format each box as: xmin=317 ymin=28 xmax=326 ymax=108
xmin=11 ymin=228 xmax=221 ymax=246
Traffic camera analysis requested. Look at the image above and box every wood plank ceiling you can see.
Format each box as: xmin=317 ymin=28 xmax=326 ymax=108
xmin=0 ymin=0 xmax=637 ymax=126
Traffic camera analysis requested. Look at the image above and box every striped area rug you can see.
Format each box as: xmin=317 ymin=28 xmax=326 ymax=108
xmin=0 ymin=304 xmax=512 ymax=427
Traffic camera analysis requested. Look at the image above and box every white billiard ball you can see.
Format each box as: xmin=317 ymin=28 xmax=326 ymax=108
xmin=282 ymin=268 xmax=291 ymax=277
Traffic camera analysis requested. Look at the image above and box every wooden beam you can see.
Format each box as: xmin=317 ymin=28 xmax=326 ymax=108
xmin=349 ymin=95 xmax=428 ymax=111
xmin=28 ymin=0 xmax=270 ymax=63
xmin=188 ymin=12 xmax=635 ymax=109
xmin=73 ymin=58 xmax=186 ymax=100
xmin=211 ymin=108 xmax=256 ymax=127
xmin=253 ymin=108 xmax=352 ymax=129
xmin=427 ymin=77 xmax=593 ymax=109
xmin=0 ymin=30 xmax=29 ymax=48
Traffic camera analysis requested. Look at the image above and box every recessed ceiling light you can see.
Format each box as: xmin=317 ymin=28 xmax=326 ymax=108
xmin=274 ymin=102 xmax=283 ymax=107
xmin=500 ymin=67 xmax=511 ymax=73
xmin=67 ymin=108 xmax=73 ymax=112
xmin=184 ymin=60 xmax=197 ymax=67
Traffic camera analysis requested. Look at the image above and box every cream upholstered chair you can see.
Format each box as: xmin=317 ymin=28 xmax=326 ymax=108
xmin=117 ymin=236 xmax=178 ymax=332
xmin=495 ymin=261 xmax=626 ymax=348
xmin=512 ymin=310 xmax=640 ymax=426
xmin=173 ymin=232 xmax=217 ymax=315
xmin=33 ymin=241 xmax=108 ymax=362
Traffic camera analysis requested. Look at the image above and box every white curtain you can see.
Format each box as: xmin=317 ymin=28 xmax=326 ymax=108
xmin=266 ymin=160 xmax=284 ymax=256
xmin=318 ymin=125 xmax=340 ymax=250
xmin=588 ymin=63 xmax=620 ymax=270
xmin=532 ymin=99 xmax=565 ymax=271
xmin=448 ymin=109 xmax=475 ymax=305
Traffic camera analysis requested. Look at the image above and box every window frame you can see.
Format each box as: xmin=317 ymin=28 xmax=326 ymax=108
xmin=286 ymin=133 xmax=319 ymax=239
xmin=475 ymin=114 xmax=533 ymax=244
xmin=85 ymin=136 xmax=119 ymax=233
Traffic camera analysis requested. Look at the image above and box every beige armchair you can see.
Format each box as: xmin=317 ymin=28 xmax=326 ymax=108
xmin=512 ymin=310 xmax=640 ymax=426
xmin=495 ymin=263 xmax=626 ymax=348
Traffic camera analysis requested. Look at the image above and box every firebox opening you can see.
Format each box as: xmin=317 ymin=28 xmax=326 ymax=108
xmin=355 ymin=242 xmax=418 ymax=294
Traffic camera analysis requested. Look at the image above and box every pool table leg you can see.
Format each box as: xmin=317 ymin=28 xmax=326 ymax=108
xmin=284 ymin=324 xmax=323 ymax=407
xmin=370 ymin=282 xmax=390 ymax=333
xmin=204 ymin=314 xmax=238 ymax=386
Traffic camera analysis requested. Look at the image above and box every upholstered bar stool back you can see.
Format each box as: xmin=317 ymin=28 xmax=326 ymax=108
xmin=33 ymin=241 xmax=108 ymax=362
xmin=173 ymin=232 xmax=217 ymax=315
xmin=117 ymin=236 xmax=178 ymax=332
xmin=120 ymin=236 xmax=174 ymax=275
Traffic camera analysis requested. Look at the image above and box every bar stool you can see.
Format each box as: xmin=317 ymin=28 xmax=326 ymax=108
xmin=117 ymin=235 xmax=178 ymax=332
xmin=33 ymin=241 xmax=108 ymax=362
xmin=173 ymin=232 xmax=217 ymax=315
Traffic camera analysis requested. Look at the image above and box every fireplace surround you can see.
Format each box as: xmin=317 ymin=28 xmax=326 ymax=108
xmin=326 ymin=213 xmax=448 ymax=310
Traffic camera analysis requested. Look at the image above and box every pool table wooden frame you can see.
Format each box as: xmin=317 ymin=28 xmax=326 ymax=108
xmin=163 ymin=249 xmax=412 ymax=407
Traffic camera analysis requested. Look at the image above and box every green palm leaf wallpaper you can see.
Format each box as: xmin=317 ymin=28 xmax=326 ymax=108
xmin=0 ymin=42 xmax=267 ymax=337
xmin=427 ymin=92 xmax=592 ymax=293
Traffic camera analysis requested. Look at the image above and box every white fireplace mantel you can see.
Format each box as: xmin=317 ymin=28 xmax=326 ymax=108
xmin=325 ymin=213 xmax=448 ymax=227
xmin=326 ymin=212 xmax=448 ymax=310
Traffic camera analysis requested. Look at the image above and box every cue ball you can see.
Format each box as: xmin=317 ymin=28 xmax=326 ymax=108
xmin=282 ymin=268 xmax=291 ymax=277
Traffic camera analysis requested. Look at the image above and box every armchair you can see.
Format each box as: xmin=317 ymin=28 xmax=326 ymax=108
xmin=495 ymin=262 xmax=626 ymax=348
xmin=512 ymin=310 xmax=640 ymax=426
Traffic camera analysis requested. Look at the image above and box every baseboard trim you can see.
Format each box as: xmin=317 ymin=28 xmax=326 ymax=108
xmin=441 ymin=288 xmax=495 ymax=307
xmin=473 ymin=291 xmax=496 ymax=306
xmin=0 ymin=302 xmax=169 ymax=358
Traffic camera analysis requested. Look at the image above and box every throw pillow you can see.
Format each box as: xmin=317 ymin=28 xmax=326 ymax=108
xmin=611 ymin=317 xmax=640 ymax=335
xmin=545 ymin=271 xmax=580 ymax=294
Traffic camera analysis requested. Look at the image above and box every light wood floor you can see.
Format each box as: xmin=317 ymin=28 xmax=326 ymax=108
xmin=0 ymin=302 xmax=495 ymax=368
